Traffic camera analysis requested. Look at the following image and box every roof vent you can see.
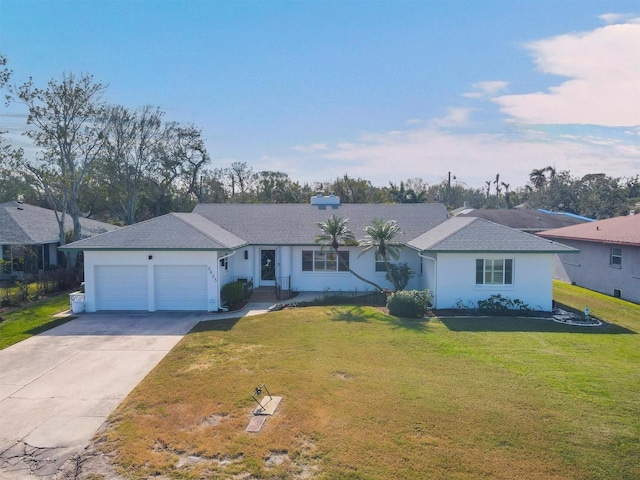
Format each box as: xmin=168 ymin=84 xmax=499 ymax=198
xmin=311 ymin=192 xmax=341 ymax=206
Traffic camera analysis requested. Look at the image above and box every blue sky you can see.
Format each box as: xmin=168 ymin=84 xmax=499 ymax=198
xmin=1 ymin=0 xmax=639 ymax=189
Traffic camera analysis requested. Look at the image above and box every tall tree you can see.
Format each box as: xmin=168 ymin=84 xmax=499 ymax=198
xmin=0 ymin=55 xmax=25 ymax=200
xmin=329 ymin=174 xmax=377 ymax=203
xmin=8 ymin=73 xmax=107 ymax=265
xmin=529 ymin=168 xmax=547 ymax=190
xmin=359 ymin=219 xmax=404 ymax=291
xmin=146 ymin=122 xmax=209 ymax=216
xmin=256 ymin=170 xmax=304 ymax=203
xmin=315 ymin=214 xmax=384 ymax=292
xmin=99 ymin=105 xmax=164 ymax=224
xmin=501 ymin=182 xmax=511 ymax=208
xmin=225 ymin=161 xmax=255 ymax=201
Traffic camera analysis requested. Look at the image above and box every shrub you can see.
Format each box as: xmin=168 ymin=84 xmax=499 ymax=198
xmin=477 ymin=294 xmax=531 ymax=313
xmin=387 ymin=289 xmax=432 ymax=317
xmin=221 ymin=281 xmax=245 ymax=309
xmin=385 ymin=263 xmax=415 ymax=291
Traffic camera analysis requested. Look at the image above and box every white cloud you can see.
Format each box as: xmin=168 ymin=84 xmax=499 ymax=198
xmin=599 ymin=13 xmax=637 ymax=24
xmin=268 ymin=123 xmax=640 ymax=188
xmin=292 ymin=142 xmax=328 ymax=153
xmin=494 ymin=18 xmax=640 ymax=126
xmin=430 ymin=108 xmax=474 ymax=128
xmin=463 ymin=81 xmax=509 ymax=99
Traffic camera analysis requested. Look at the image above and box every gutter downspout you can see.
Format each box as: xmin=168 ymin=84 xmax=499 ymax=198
xmin=418 ymin=252 xmax=437 ymax=309
xmin=216 ymin=250 xmax=237 ymax=311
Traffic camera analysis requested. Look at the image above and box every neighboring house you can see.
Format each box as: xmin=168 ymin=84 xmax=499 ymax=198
xmin=454 ymin=207 xmax=592 ymax=233
xmin=539 ymin=215 xmax=640 ymax=303
xmin=0 ymin=200 xmax=119 ymax=279
xmin=62 ymin=193 xmax=576 ymax=313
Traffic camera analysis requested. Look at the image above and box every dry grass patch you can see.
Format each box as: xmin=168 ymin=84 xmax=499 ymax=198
xmin=97 ymin=303 xmax=640 ymax=479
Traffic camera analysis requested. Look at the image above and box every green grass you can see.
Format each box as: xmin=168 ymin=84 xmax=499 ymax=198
xmin=0 ymin=293 xmax=73 ymax=349
xmin=98 ymin=285 xmax=640 ymax=480
xmin=553 ymin=279 xmax=640 ymax=331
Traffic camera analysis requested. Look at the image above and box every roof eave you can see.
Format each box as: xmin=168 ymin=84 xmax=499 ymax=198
xmin=413 ymin=248 xmax=579 ymax=254
xmin=59 ymin=246 xmax=245 ymax=252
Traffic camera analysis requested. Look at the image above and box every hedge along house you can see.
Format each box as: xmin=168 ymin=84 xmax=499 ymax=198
xmin=0 ymin=200 xmax=119 ymax=281
xmin=62 ymin=193 xmax=576 ymax=312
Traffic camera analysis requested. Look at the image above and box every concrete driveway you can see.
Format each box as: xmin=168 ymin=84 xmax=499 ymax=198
xmin=0 ymin=312 xmax=207 ymax=479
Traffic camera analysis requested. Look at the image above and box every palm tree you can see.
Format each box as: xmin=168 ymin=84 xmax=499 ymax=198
xmin=494 ymin=173 xmax=501 ymax=198
xmin=359 ymin=219 xmax=403 ymax=291
xmin=544 ymin=165 xmax=556 ymax=181
xmin=529 ymin=168 xmax=547 ymax=190
xmin=501 ymin=182 xmax=511 ymax=208
xmin=388 ymin=181 xmax=407 ymax=203
xmin=315 ymin=214 xmax=384 ymax=292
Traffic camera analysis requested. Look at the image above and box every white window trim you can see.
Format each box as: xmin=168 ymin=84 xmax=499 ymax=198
xmin=610 ymin=247 xmax=622 ymax=268
xmin=301 ymin=250 xmax=349 ymax=273
xmin=475 ymin=258 xmax=514 ymax=287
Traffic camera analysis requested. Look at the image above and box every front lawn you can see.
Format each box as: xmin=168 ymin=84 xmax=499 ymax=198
xmin=98 ymin=290 xmax=640 ymax=479
xmin=0 ymin=293 xmax=73 ymax=349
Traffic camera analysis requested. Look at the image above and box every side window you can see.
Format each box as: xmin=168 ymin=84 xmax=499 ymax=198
xmin=610 ymin=247 xmax=622 ymax=267
xmin=476 ymin=258 xmax=513 ymax=285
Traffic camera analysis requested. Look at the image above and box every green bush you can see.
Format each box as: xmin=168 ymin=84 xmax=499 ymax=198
xmin=477 ymin=294 xmax=531 ymax=313
xmin=387 ymin=289 xmax=432 ymax=317
xmin=221 ymin=281 xmax=245 ymax=309
xmin=385 ymin=263 xmax=415 ymax=291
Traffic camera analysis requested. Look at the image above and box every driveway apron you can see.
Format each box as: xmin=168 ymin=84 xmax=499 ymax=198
xmin=0 ymin=312 xmax=206 ymax=479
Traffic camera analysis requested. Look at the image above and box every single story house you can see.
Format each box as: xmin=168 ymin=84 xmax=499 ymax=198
xmin=1 ymin=200 xmax=118 ymax=279
xmin=539 ymin=214 xmax=640 ymax=303
xmin=62 ymin=193 xmax=576 ymax=312
xmin=454 ymin=207 xmax=592 ymax=233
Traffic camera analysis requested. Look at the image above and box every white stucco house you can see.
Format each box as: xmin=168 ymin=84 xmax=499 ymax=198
xmin=62 ymin=193 xmax=576 ymax=312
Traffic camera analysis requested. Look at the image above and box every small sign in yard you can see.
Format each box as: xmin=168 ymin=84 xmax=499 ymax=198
xmin=245 ymin=384 xmax=282 ymax=432
xmin=246 ymin=415 xmax=267 ymax=432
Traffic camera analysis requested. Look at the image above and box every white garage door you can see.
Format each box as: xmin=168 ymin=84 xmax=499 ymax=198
xmin=155 ymin=265 xmax=208 ymax=310
xmin=95 ymin=265 xmax=149 ymax=310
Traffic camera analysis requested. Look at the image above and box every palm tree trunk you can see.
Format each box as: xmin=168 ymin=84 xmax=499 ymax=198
xmin=335 ymin=248 xmax=385 ymax=293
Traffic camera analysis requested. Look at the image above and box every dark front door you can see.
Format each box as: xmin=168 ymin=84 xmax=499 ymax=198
xmin=261 ymin=249 xmax=276 ymax=282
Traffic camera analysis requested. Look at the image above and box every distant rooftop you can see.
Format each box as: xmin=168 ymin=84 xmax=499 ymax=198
xmin=0 ymin=201 xmax=118 ymax=245
xmin=539 ymin=214 xmax=640 ymax=246
xmin=454 ymin=208 xmax=591 ymax=232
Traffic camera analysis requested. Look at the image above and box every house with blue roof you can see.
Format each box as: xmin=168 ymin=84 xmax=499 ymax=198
xmin=63 ymin=193 xmax=576 ymax=312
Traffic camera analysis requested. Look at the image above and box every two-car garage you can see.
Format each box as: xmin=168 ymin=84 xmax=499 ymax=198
xmin=94 ymin=264 xmax=209 ymax=311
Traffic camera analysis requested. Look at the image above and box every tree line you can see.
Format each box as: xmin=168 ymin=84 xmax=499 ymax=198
xmin=1 ymin=57 xmax=638 ymax=251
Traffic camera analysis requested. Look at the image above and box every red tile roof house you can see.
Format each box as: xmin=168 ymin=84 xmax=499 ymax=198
xmin=62 ymin=193 xmax=576 ymax=313
xmin=539 ymin=215 xmax=640 ymax=303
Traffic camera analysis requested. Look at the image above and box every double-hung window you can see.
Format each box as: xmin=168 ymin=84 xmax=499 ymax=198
xmin=476 ymin=259 xmax=513 ymax=285
xmin=610 ymin=247 xmax=622 ymax=267
xmin=302 ymin=250 xmax=349 ymax=272
xmin=374 ymin=259 xmax=387 ymax=272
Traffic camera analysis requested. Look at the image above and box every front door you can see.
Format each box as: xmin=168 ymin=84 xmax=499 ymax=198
xmin=261 ymin=249 xmax=276 ymax=284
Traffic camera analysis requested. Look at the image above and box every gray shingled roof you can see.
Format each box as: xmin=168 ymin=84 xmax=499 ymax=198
xmin=408 ymin=217 xmax=578 ymax=253
xmin=455 ymin=208 xmax=591 ymax=231
xmin=192 ymin=203 xmax=450 ymax=245
xmin=0 ymin=201 xmax=118 ymax=245
xmin=62 ymin=213 xmax=247 ymax=250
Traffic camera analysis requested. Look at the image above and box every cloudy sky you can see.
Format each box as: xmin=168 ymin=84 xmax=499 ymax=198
xmin=1 ymin=0 xmax=639 ymax=189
